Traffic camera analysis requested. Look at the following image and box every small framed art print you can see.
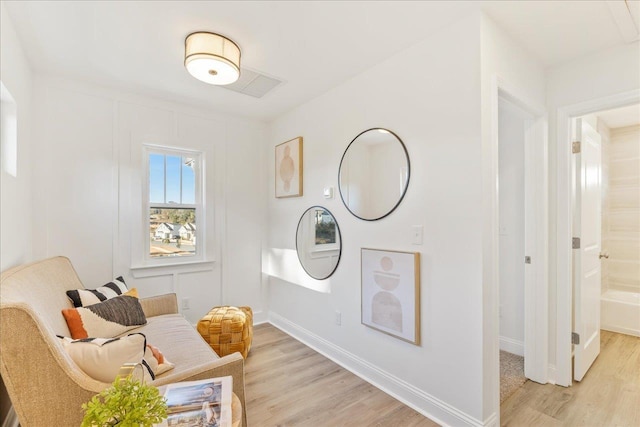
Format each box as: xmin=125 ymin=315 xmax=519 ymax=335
xmin=275 ymin=137 xmax=303 ymax=198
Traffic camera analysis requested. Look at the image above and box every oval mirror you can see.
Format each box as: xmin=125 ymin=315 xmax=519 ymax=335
xmin=338 ymin=128 xmax=410 ymax=220
xmin=296 ymin=206 xmax=342 ymax=280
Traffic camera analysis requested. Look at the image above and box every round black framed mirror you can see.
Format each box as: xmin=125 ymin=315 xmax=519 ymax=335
xmin=338 ymin=128 xmax=410 ymax=221
xmin=296 ymin=206 xmax=342 ymax=280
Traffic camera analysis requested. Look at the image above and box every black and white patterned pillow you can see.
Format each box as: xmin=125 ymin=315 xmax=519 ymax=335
xmin=66 ymin=276 xmax=129 ymax=308
xmin=61 ymin=295 xmax=147 ymax=339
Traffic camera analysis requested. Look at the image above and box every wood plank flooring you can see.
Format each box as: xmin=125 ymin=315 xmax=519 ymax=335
xmin=245 ymin=325 xmax=640 ymax=427
xmin=244 ymin=324 xmax=438 ymax=427
xmin=500 ymin=330 xmax=640 ymax=426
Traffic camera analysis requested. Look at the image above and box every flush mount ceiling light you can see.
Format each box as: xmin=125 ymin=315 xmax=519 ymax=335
xmin=184 ymin=32 xmax=241 ymax=85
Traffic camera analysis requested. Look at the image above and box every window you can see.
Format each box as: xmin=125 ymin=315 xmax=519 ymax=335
xmin=314 ymin=209 xmax=336 ymax=245
xmin=145 ymin=146 xmax=203 ymax=260
xmin=311 ymin=208 xmax=338 ymax=252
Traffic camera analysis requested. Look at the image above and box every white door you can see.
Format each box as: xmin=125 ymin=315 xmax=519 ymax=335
xmin=523 ymin=115 xmax=548 ymax=384
xmin=573 ymin=117 xmax=602 ymax=382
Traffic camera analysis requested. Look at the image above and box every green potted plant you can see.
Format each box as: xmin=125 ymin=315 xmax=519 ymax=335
xmin=81 ymin=375 xmax=167 ymax=427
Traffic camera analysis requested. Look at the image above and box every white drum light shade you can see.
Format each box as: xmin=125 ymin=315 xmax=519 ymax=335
xmin=185 ymin=32 xmax=241 ymax=85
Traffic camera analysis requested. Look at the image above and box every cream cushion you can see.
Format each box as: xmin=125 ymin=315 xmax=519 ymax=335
xmin=123 ymin=314 xmax=224 ymax=385
xmin=60 ymin=333 xmax=151 ymax=383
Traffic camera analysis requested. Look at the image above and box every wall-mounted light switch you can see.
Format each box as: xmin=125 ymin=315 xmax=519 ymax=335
xmin=324 ymin=187 xmax=334 ymax=199
xmin=412 ymin=225 xmax=423 ymax=245
xmin=182 ymin=298 xmax=190 ymax=310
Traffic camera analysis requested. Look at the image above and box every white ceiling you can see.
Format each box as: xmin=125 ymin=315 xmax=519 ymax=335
xmin=596 ymin=103 xmax=640 ymax=128
xmin=3 ymin=1 xmax=638 ymax=122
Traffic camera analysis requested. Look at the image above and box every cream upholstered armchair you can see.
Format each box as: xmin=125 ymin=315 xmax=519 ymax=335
xmin=0 ymin=257 xmax=247 ymax=427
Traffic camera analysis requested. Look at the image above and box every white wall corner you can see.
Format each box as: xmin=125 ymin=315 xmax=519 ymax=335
xmin=252 ymin=309 xmax=268 ymax=325
xmin=606 ymin=0 xmax=640 ymax=43
xmin=483 ymin=411 xmax=499 ymax=427
xmin=547 ymin=364 xmax=558 ymax=385
xmin=268 ymin=312 xmax=486 ymax=427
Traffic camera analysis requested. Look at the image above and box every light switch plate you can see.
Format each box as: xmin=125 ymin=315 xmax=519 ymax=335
xmin=412 ymin=225 xmax=423 ymax=245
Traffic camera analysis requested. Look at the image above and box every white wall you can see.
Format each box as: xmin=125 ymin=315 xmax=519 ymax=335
xmin=31 ymin=76 xmax=267 ymax=325
xmin=599 ymin=118 xmax=611 ymax=292
xmin=498 ymin=97 xmax=527 ymax=356
xmin=0 ymin=3 xmax=33 ymax=272
xmin=0 ymin=4 xmax=34 ymax=424
xmin=606 ymin=124 xmax=640 ymax=292
xmin=267 ymin=13 xmax=485 ymax=425
xmin=546 ymin=41 xmax=640 ymax=383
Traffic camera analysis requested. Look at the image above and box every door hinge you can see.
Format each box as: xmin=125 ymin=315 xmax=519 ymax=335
xmin=524 ymin=256 xmax=531 ymax=264
xmin=572 ymin=237 xmax=580 ymax=249
xmin=572 ymin=332 xmax=580 ymax=345
xmin=572 ymin=140 xmax=581 ymax=154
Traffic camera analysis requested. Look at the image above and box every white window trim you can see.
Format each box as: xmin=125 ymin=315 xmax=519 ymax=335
xmin=1 ymin=81 xmax=18 ymax=178
xmin=310 ymin=209 xmax=339 ymax=253
xmin=138 ymin=144 xmax=206 ymax=268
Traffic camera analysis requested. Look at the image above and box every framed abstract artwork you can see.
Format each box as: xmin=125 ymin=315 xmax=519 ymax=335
xmin=275 ymin=137 xmax=303 ymax=198
xmin=361 ymin=248 xmax=420 ymax=345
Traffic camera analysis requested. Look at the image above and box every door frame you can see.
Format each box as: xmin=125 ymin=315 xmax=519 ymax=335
xmin=489 ymin=75 xmax=549 ymax=395
xmin=555 ymin=89 xmax=640 ymax=387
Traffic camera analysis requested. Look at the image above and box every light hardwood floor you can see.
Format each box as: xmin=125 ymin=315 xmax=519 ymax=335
xmin=244 ymin=324 xmax=438 ymax=427
xmin=245 ymin=325 xmax=640 ymax=427
xmin=501 ymin=330 xmax=640 ymax=426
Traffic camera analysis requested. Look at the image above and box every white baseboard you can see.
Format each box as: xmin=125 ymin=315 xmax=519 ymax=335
xmin=499 ymin=336 xmax=524 ymax=356
xmin=252 ymin=309 xmax=268 ymax=325
xmin=483 ymin=412 xmax=499 ymax=427
xmin=2 ymin=406 xmax=18 ymax=427
xmin=601 ymin=325 xmax=640 ymax=337
xmin=547 ymin=364 xmax=557 ymax=385
xmin=268 ymin=312 xmax=486 ymax=427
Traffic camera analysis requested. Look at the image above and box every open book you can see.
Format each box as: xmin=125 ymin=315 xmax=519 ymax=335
xmin=156 ymin=376 xmax=233 ymax=427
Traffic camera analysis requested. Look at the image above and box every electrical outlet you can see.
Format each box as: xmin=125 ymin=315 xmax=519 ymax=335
xmin=335 ymin=310 xmax=341 ymax=326
xmin=182 ymin=298 xmax=190 ymax=310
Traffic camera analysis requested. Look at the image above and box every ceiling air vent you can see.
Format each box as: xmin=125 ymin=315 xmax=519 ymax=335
xmin=222 ymin=68 xmax=282 ymax=98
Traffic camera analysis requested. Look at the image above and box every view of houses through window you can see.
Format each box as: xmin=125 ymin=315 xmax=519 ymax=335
xmin=148 ymin=150 xmax=200 ymax=258
xmin=150 ymin=208 xmax=196 ymax=257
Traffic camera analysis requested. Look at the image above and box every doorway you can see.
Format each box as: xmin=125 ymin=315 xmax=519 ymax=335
xmin=488 ymin=79 xmax=548 ymax=423
xmin=497 ymin=97 xmax=530 ymax=402
xmin=494 ymin=87 xmax=549 ymax=403
xmin=571 ymin=103 xmax=640 ymax=382
xmin=555 ymin=89 xmax=640 ymax=387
